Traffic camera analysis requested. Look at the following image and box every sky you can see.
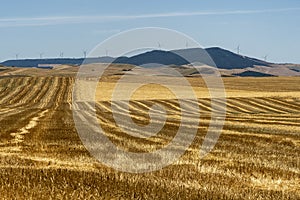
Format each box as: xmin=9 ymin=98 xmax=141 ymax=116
xmin=0 ymin=0 xmax=300 ymax=63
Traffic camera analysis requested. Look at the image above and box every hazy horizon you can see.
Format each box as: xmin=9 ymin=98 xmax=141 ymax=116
xmin=1 ymin=0 xmax=300 ymax=63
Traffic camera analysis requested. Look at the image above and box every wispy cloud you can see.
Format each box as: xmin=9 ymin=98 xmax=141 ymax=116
xmin=91 ymin=29 xmax=121 ymax=35
xmin=0 ymin=7 xmax=299 ymax=28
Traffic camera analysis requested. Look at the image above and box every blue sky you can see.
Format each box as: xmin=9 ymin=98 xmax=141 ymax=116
xmin=1 ymin=0 xmax=300 ymax=63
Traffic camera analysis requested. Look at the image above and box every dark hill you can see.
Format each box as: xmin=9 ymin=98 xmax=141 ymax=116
xmin=114 ymin=47 xmax=271 ymax=69
xmin=205 ymin=47 xmax=269 ymax=69
xmin=233 ymin=71 xmax=275 ymax=77
xmin=114 ymin=50 xmax=189 ymax=66
xmin=1 ymin=58 xmax=84 ymax=68
xmin=0 ymin=47 xmax=271 ymax=69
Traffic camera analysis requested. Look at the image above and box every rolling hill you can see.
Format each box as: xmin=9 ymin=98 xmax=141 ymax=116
xmin=1 ymin=47 xmax=299 ymax=76
xmin=0 ymin=47 xmax=271 ymax=69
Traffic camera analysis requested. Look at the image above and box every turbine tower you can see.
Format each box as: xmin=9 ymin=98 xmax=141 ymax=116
xmin=236 ymin=45 xmax=240 ymax=55
xmin=15 ymin=53 xmax=19 ymax=60
xmin=263 ymin=55 xmax=268 ymax=62
xmin=60 ymin=52 xmax=64 ymax=58
xmin=40 ymin=53 xmax=44 ymax=59
xmin=83 ymin=50 xmax=87 ymax=58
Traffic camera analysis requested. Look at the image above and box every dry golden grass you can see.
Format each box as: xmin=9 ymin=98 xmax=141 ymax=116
xmin=0 ymin=67 xmax=299 ymax=199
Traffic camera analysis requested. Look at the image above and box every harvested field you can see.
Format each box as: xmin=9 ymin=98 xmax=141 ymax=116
xmin=0 ymin=67 xmax=299 ymax=199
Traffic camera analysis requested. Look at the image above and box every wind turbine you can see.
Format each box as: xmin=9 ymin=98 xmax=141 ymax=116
xmin=236 ymin=45 xmax=240 ymax=55
xmin=263 ymin=55 xmax=268 ymax=62
xmin=186 ymin=41 xmax=189 ymax=49
xmin=39 ymin=53 xmax=44 ymax=59
xmin=60 ymin=52 xmax=64 ymax=58
xmin=83 ymin=50 xmax=87 ymax=58
xmin=158 ymin=42 xmax=161 ymax=50
xmin=15 ymin=53 xmax=19 ymax=60
xmin=105 ymin=49 xmax=108 ymax=56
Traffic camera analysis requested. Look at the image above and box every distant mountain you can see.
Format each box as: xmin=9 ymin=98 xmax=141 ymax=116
xmin=1 ymin=58 xmax=84 ymax=68
xmin=116 ymin=47 xmax=271 ymax=69
xmin=0 ymin=47 xmax=276 ymax=69
xmin=233 ymin=71 xmax=275 ymax=77
xmin=205 ymin=47 xmax=270 ymax=69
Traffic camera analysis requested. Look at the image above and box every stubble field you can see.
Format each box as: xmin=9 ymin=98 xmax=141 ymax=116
xmin=0 ymin=66 xmax=299 ymax=199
